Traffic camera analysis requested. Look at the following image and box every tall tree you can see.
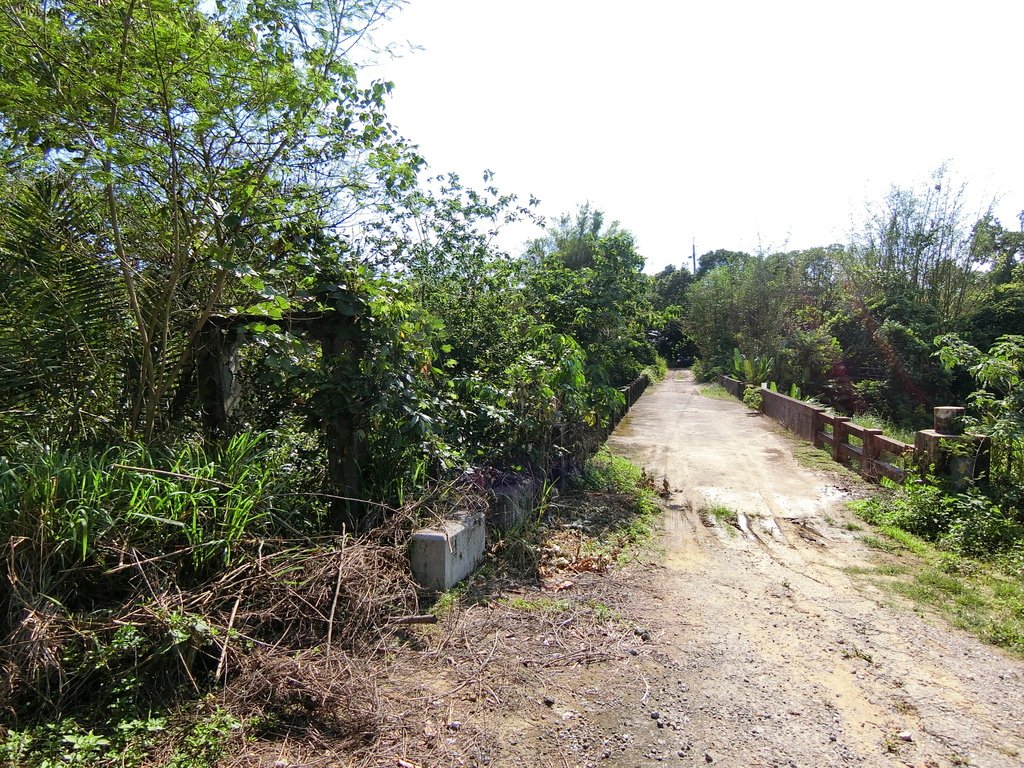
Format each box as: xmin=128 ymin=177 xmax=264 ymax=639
xmin=852 ymin=165 xmax=986 ymax=327
xmin=695 ymin=248 xmax=750 ymax=278
xmin=0 ymin=0 xmax=415 ymax=440
xmin=528 ymin=205 xmax=656 ymax=387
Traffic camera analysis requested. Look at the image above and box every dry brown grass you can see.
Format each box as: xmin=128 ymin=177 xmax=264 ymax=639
xmin=2 ymin=472 xmax=655 ymax=766
xmin=224 ymin=572 xmax=645 ymax=767
xmin=1 ymin=521 xmax=420 ymax=719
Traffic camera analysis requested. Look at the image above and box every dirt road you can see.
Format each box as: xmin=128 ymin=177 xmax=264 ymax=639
xmin=335 ymin=371 xmax=1023 ymax=768
xmin=582 ymin=370 xmax=1024 ymax=767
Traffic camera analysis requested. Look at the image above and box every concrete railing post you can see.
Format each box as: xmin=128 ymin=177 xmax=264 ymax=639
xmin=934 ymin=406 xmax=966 ymax=435
xmin=915 ymin=406 xmax=986 ymax=488
xmin=862 ymin=428 xmax=884 ymax=479
xmin=832 ymin=416 xmax=851 ymax=463
xmin=811 ymin=409 xmax=827 ymax=448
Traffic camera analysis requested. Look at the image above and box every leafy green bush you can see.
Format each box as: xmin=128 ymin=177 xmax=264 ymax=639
xmin=858 ymin=479 xmax=949 ymax=536
xmin=742 ymin=387 xmax=763 ymax=411
xmin=690 ymin=358 xmax=710 ymax=381
xmin=997 ymin=541 xmax=1024 ymax=580
xmin=859 ymin=480 xmax=1022 ymax=559
xmin=941 ymin=491 xmax=1023 ymax=558
xmin=0 ymin=706 xmax=241 ymax=768
xmin=733 ymin=347 xmax=774 ymax=385
xmin=644 ymin=355 xmax=669 ymax=382
xmin=935 ymin=333 xmax=1024 ymax=495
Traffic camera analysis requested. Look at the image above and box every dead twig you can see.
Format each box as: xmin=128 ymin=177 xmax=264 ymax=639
xmin=391 ymin=615 xmax=439 ymax=626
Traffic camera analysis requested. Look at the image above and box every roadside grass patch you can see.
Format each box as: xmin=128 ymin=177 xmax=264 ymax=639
xmin=879 ymin=525 xmax=930 ymax=556
xmin=847 ymin=513 xmax=1024 ymax=656
xmin=696 ymin=504 xmax=738 ymax=537
xmin=479 ymin=447 xmax=662 ymax=588
xmin=495 ymin=595 xmax=617 ymax=623
xmin=573 ymin=447 xmax=662 ymax=561
xmin=697 ymin=383 xmax=735 ymax=401
xmin=707 ymin=504 xmax=737 ymax=524
xmin=430 ymin=583 xmax=469 ymax=618
xmin=861 ymin=534 xmax=903 ymax=553
xmin=586 ymin=600 xmax=619 ymax=623
xmin=876 ymin=563 xmax=910 ymax=576
xmin=790 ymin=442 xmax=865 ymax=483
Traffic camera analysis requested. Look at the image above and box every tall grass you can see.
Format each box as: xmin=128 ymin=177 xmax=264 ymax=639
xmin=0 ymin=432 xmax=315 ymax=577
xmin=848 ymin=412 xmax=917 ymax=446
xmin=0 ymin=431 xmax=337 ymax=723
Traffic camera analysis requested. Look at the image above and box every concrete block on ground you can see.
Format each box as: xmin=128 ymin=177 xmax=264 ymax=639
xmin=410 ymin=512 xmax=486 ymax=591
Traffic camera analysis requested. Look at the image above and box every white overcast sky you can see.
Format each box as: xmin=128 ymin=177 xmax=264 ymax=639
xmin=365 ymin=0 xmax=1024 ymax=273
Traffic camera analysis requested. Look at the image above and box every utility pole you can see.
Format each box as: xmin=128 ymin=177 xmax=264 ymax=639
xmin=691 ymin=239 xmax=697 ymax=274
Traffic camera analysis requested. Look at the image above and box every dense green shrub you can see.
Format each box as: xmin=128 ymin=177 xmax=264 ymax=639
xmin=742 ymin=387 xmax=763 ymax=411
xmin=857 ymin=479 xmax=952 ymax=537
xmin=861 ymin=479 xmax=1022 ymax=559
xmin=689 ymin=358 xmax=718 ymax=382
xmin=941 ymin=492 xmax=1023 ymax=558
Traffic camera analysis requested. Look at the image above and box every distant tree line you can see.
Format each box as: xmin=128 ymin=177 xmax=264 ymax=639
xmin=653 ymin=166 xmax=1024 ymax=568
xmin=654 ymin=166 xmax=1022 ymax=428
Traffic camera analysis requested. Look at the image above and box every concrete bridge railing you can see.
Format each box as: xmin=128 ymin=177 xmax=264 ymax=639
xmin=717 ymin=376 xmax=987 ymax=487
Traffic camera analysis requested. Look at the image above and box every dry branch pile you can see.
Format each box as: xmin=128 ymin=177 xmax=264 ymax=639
xmin=1 ymin=525 xmax=418 ymax=745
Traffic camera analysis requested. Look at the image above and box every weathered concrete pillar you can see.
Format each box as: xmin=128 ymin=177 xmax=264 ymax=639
xmin=832 ymin=416 xmax=851 ymax=462
xmin=915 ymin=407 xmax=988 ymax=488
xmin=315 ymin=316 xmax=367 ymax=533
xmin=934 ymin=406 xmax=966 ymax=435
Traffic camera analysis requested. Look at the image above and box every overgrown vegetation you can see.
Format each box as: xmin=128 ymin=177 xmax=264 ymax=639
xmin=0 ymin=0 xmax=668 ymax=761
xmin=847 ymin=506 xmax=1024 ymax=655
xmin=680 ymin=166 xmax=1022 ymax=430
xmin=0 ymin=447 xmax=660 ymax=766
xmin=488 ymin=448 xmax=662 ymax=582
xmin=2 ymin=0 xmax=1022 ymax=759
xmin=847 ymin=331 xmax=1024 ymax=575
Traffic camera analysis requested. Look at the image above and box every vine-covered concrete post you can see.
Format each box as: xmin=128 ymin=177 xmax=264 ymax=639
xmin=195 ymin=317 xmax=244 ymax=440
xmin=314 ymin=313 xmax=367 ymax=533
